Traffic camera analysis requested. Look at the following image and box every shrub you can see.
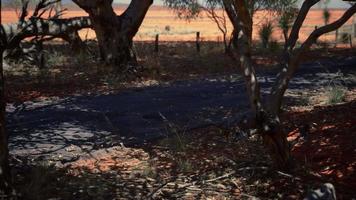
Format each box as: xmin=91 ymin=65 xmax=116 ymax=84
xmin=323 ymin=8 xmax=331 ymax=25
xmin=327 ymin=86 xmax=346 ymax=104
xmin=46 ymin=51 xmax=67 ymax=67
xmin=340 ymin=33 xmax=350 ymax=44
xmin=259 ymin=21 xmax=274 ymax=49
xmin=268 ymin=40 xmax=281 ymax=53
xmin=165 ymin=25 xmax=171 ymax=32
xmin=278 ymin=8 xmax=298 ymax=41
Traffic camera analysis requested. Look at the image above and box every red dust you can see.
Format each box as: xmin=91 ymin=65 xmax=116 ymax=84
xmin=285 ymin=101 xmax=356 ymax=198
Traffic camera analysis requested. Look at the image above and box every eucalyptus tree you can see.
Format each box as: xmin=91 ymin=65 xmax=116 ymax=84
xmin=166 ymin=0 xmax=356 ymax=169
xmin=0 ymin=0 xmax=155 ymax=195
xmin=72 ymin=0 xmax=153 ymax=67
xmin=0 ymin=0 xmax=91 ymax=195
xmin=2 ymin=0 xmax=154 ymax=67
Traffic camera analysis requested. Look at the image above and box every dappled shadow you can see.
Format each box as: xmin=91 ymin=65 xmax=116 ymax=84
xmin=7 ymin=56 xmax=356 ymax=169
xmin=5 ymin=52 xmax=356 ymax=199
xmin=9 ymin=101 xmax=356 ymax=199
xmin=12 ymin=155 xmax=154 ymax=200
xmin=11 ymin=125 xmax=276 ymax=200
xmin=7 ymin=78 xmax=252 ymax=165
xmin=285 ymin=100 xmax=356 ymax=199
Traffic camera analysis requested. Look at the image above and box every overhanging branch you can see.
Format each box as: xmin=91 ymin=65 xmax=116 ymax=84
xmin=1 ymin=16 xmax=91 ymax=50
xmin=300 ymin=3 xmax=356 ymax=51
xmin=285 ymin=0 xmax=320 ymax=50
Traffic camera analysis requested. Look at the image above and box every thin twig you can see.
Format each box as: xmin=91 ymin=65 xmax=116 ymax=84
xmin=236 ymin=166 xmax=268 ymax=172
xmin=147 ymin=178 xmax=175 ymax=199
xmin=240 ymin=193 xmax=260 ymax=199
xmin=277 ymin=171 xmax=301 ymax=181
xmin=203 ymin=171 xmax=236 ymax=183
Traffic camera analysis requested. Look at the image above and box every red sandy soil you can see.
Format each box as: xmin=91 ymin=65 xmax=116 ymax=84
xmin=285 ymin=101 xmax=356 ymax=199
xmin=2 ymin=8 xmax=355 ymax=42
xmin=63 ymin=100 xmax=356 ymax=199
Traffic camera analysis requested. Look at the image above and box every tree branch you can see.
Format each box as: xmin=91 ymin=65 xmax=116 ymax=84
xmin=120 ymin=0 xmax=153 ymax=38
xmin=269 ymin=3 xmax=356 ymax=114
xmin=1 ymin=17 xmax=91 ymax=50
xmin=285 ymin=0 xmax=320 ymax=50
xmin=300 ymin=3 xmax=356 ymax=52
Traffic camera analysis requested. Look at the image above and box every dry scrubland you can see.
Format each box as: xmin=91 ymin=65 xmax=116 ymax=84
xmin=2 ymin=5 xmax=356 ymax=200
xmin=2 ymin=7 xmax=355 ymax=42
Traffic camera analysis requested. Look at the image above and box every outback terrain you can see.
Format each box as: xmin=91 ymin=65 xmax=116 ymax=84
xmin=1 ymin=3 xmax=356 ymax=200
xmin=2 ymin=7 xmax=355 ymax=42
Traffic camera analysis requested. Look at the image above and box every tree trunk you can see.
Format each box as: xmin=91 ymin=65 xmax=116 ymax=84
xmin=73 ymin=0 xmax=153 ymax=67
xmin=62 ymin=31 xmax=85 ymax=53
xmin=260 ymin=115 xmax=292 ymax=169
xmin=0 ymin=49 xmax=12 ymax=196
xmin=233 ymin=0 xmax=291 ymax=169
xmin=90 ymin=13 xmax=132 ymax=66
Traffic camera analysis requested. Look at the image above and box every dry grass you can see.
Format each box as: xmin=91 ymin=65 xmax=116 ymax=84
xmin=4 ymin=40 xmax=356 ymax=104
xmin=2 ymin=33 xmax=355 ymax=199
xmin=12 ymin=98 xmax=356 ymax=199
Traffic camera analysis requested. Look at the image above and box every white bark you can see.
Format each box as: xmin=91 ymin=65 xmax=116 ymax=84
xmin=1 ymin=17 xmax=91 ymax=50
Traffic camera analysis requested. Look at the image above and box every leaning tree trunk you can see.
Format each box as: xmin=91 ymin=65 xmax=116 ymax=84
xmin=73 ymin=0 xmax=153 ymax=67
xmin=233 ymin=0 xmax=291 ymax=169
xmin=236 ymin=29 xmax=291 ymax=169
xmin=266 ymin=1 xmax=356 ymax=169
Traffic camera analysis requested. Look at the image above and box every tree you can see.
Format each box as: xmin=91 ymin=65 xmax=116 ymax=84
xmin=232 ymin=0 xmax=356 ymax=169
xmin=0 ymin=0 xmax=13 ymax=196
xmin=4 ymin=0 xmax=154 ymax=67
xmin=166 ymin=0 xmax=356 ymax=169
xmin=1 ymin=0 xmax=91 ymax=56
xmin=204 ymin=1 xmax=233 ymax=53
xmin=165 ymin=0 xmax=296 ymax=51
xmin=72 ymin=0 xmax=153 ymax=68
xmin=278 ymin=7 xmax=298 ymax=44
xmin=0 ymin=0 xmax=91 ymax=195
xmin=258 ymin=21 xmax=274 ymax=48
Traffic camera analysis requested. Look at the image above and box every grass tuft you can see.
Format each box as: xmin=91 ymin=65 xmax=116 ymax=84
xmin=176 ymin=158 xmax=193 ymax=173
xmin=327 ymin=86 xmax=346 ymax=105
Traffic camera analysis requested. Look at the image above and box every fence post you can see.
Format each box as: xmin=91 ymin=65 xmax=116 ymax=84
xmin=353 ymin=15 xmax=356 ymax=38
xmin=349 ymin=35 xmax=353 ymax=48
xmin=196 ymin=32 xmax=200 ymax=53
xmin=335 ymin=29 xmax=339 ymax=47
xmin=154 ymin=34 xmax=159 ymax=53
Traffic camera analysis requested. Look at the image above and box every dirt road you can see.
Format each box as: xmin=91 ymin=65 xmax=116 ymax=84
xmin=7 ymin=57 xmax=356 ymax=165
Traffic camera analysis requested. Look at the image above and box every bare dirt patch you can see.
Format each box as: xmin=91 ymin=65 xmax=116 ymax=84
xmin=11 ymin=98 xmax=356 ymax=199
